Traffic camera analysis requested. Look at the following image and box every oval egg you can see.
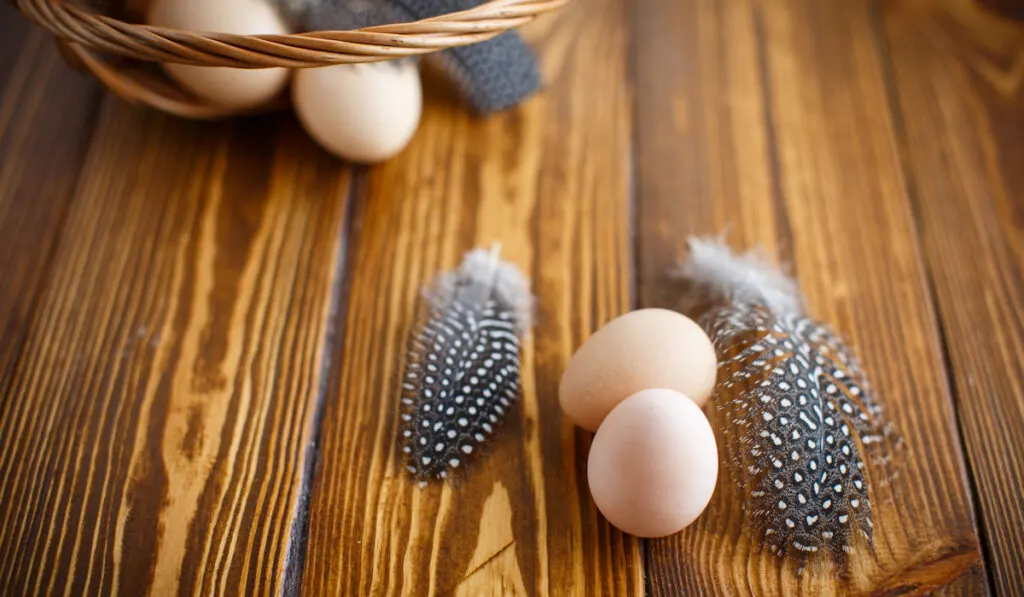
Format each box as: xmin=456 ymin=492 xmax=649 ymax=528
xmin=292 ymin=62 xmax=423 ymax=163
xmin=587 ymin=388 xmax=718 ymax=538
xmin=148 ymin=0 xmax=291 ymax=109
xmin=559 ymin=308 xmax=717 ymax=432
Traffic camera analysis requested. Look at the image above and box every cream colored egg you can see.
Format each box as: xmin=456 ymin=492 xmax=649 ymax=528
xmin=588 ymin=389 xmax=718 ymax=538
xmin=292 ymin=62 xmax=422 ymax=163
xmin=148 ymin=0 xmax=290 ymax=109
xmin=559 ymin=308 xmax=717 ymax=432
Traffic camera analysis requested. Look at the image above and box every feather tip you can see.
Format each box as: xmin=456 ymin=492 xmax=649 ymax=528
xmin=400 ymin=247 xmax=532 ymax=481
xmin=678 ymin=236 xmax=803 ymax=317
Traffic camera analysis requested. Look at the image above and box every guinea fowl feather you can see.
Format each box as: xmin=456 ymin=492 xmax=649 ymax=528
xmin=680 ymin=237 xmax=898 ymax=568
xmin=399 ymin=247 xmax=532 ymax=481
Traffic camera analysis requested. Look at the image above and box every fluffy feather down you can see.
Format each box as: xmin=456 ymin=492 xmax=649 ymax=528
xmin=427 ymin=248 xmax=533 ymax=334
xmin=679 ymin=237 xmax=803 ymax=317
xmin=399 ymin=247 xmax=532 ymax=481
xmin=679 ymin=237 xmax=897 ymax=570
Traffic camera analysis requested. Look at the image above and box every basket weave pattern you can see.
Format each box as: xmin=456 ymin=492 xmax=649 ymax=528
xmin=16 ymin=0 xmax=566 ymax=118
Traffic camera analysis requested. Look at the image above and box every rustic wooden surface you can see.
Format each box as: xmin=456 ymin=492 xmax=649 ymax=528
xmin=882 ymin=0 xmax=1024 ymax=592
xmin=0 ymin=0 xmax=1020 ymax=594
xmin=635 ymin=0 xmax=989 ymax=594
xmin=0 ymin=6 xmax=101 ymax=391
xmin=0 ymin=4 xmax=355 ymax=589
xmin=297 ymin=0 xmax=638 ymax=593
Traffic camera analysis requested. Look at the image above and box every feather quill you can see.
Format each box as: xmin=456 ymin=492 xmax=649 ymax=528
xmin=679 ymin=237 xmax=898 ymax=568
xmin=400 ymin=247 xmax=533 ymax=481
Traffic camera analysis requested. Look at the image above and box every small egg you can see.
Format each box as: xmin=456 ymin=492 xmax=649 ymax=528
xmin=292 ymin=62 xmax=423 ymax=163
xmin=559 ymin=308 xmax=717 ymax=432
xmin=588 ymin=389 xmax=718 ymax=538
xmin=148 ymin=0 xmax=291 ymax=109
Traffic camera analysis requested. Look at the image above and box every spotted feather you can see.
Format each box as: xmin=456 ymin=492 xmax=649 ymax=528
xmin=400 ymin=247 xmax=532 ymax=481
xmin=680 ymin=238 xmax=898 ymax=568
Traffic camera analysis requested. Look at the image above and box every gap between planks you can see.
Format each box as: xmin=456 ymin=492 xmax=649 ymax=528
xmin=281 ymin=167 xmax=369 ymax=597
xmin=866 ymin=3 xmax=998 ymax=594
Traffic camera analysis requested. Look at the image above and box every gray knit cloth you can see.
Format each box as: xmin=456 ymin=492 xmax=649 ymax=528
xmin=280 ymin=0 xmax=541 ymax=114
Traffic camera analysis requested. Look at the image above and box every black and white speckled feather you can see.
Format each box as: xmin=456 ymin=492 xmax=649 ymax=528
xmin=400 ymin=247 xmax=532 ymax=481
xmin=679 ymin=238 xmax=898 ymax=567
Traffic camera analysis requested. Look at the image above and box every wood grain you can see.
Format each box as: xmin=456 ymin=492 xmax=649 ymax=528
xmin=298 ymin=0 xmax=638 ymax=593
xmin=634 ymin=0 xmax=987 ymax=594
xmin=0 ymin=8 xmax=100 ymax=390
xmin=3 ymin=0 xmax=1021 ymax=593
xmin=881 ymin=0 xmax=1024 ymax=592
xmin=0 ymin=102 xmax=353 ymax=595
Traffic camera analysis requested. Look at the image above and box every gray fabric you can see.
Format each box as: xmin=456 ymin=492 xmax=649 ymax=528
xmin=279 ymin=0 xmax=541 ymax=114
xmin=299 ymin=0 xmax=406 ymax=29
xmin=432 ymin=31 xmax=541 ymax=114
xmin=387 ymin=0 xmax=541 ymax=113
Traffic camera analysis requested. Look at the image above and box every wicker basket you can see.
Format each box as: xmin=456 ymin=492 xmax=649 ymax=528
xmin=15 ymin=0 xmax=567 ymax=119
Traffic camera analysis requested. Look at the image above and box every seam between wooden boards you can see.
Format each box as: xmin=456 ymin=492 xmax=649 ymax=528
xmin=623 ymin=1 xmax=649 ymax=594
xmin=632 ymin=0 xmax=987 ymax=593
xmin=281 ymin=166 xmax=367 ymax=597
xmin=296 ymin=0 xmax=640 ymax=587
xmin=751 ymin=2 xmax=796 ymax=270
xmin=866 ymin=0 xmax=995 ymax=592
xmin=0 ymin=104 xmax=359 ymax=594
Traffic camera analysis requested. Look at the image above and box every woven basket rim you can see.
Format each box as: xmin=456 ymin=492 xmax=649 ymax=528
xmin=17 ymin=0 xmax=568 ymax=68
xmin=16 ymin=0 xmax=566 ymax=119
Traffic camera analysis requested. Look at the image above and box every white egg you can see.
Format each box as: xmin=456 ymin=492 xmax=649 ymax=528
xmin=588 ymin=389 xmax=719 ymax=538
xmin=292 ymin=62 xmax=423 ymax=163
xmin=148 ymin=0 xmax=291 ymax=109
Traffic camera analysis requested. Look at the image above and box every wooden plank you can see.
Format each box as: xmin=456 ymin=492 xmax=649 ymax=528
xmin=978 ymin=0 xmax=1024 ymax=19
xmin=881 ymin=0 xmax=1024 ymax=592
xmin=0 ymin=8 xmax=101 ymax=387
xmin=633 ymin=0 xmax=987 ymax=594
xmin=0 ymin=101 xmax=353 ymax=595
xmin=299 ymin=0 xmax=638 ymax=593
xmin=0 ymin=6 xmax=33 ymax=81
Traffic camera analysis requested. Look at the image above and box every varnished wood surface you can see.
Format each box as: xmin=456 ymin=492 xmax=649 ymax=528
xmin=882 ymin=0 xmax=1024 ymax=592
xmin=0 ymin=0 xmax=1020 ymax=594
xmin=635 ymin=1 xmax=988 ymax=593
xmin=0 ymin=18 xmax=355 ymax=590
xmin=299 ymin=0 xmax=638 ymax=593
xmin=0 ymin=3 xmax=101 ymax=390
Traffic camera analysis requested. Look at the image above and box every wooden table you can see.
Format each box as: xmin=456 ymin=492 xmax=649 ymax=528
xmin=1 ymin=0 xmax=1021 ymax=594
